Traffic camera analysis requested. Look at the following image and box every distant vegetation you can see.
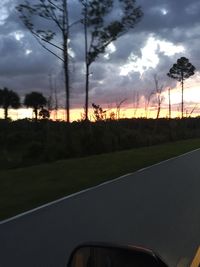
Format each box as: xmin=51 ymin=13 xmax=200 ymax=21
xmin=1 ymin=117 xmax=200 ymax=171
xmin=0 ymin=89 xmax=48 ymax=121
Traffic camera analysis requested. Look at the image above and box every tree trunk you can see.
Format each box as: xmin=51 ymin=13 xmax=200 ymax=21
xmin=168 ymin=87 xmax=171 ymax=119
xmin=63 ymin=0 xmax=70 ymax=123
xmin=34 ymin=108 xmax=38 ymax=122
xmin=84 ymin=1 xmax=89 ymax=121
xmin=63 ymin=57 xmax=70 ymax=123
xmin=85 ymin=63 xmax=90 ymax=121
xmin=181 ymin=72 xmax=184 ymax=119
xmin=4 ymin=106 xmax=8 ymax=120
xmin=156 ymin=104 xmax=160 ymax=119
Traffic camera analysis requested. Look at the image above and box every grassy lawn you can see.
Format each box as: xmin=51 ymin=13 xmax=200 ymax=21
xmin=1 ymin=138 xmax=200 ymax=221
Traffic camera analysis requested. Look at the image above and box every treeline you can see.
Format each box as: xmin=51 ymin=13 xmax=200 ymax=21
xmin=0 ymin=118 xmax=200 ymax=170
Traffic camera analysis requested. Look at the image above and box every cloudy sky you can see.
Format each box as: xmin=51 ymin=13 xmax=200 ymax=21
xmin=0 ymin=0 xmax=200 ymax=118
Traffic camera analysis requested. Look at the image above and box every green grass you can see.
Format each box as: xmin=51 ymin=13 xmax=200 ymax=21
xmin=1 ymin=138 xmax=200 ymax=221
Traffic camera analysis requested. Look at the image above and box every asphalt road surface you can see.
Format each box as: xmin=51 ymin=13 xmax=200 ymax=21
xmin=1 ymin=149 xmax=200 ymax=267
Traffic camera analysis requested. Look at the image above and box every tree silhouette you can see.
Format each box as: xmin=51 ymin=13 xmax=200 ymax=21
xmin=80 ymin=0 xmax=143 ymax=120
xmin=39 ymin=108 xmax=50 ymax=119
xmin=16 ymin=0 xmax=77 ymax=123
xmin=153 ymin=75 xmax=164 ymax=119
xmin=167 ymin=57 xmax=195 ymax=118
xmin=24 ymin=92 xmax=47 ymax=121
xmin=0 ymin=88 xmax=20 ymax=119
xmin=92 ymin=103 xmax=106 ymax=121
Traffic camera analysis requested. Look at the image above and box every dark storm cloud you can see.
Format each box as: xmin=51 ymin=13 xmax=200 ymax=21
xmin=138 ymin=0 xmax=200 ymax=30
xmin=0 ymin=0 xmax=200 ymax=109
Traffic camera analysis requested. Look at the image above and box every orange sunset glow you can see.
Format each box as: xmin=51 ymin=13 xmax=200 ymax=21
xmin=1 ymin=88 xmax=200 ymax=122
xmin=1 ymin=72 xmax=200 ymax=121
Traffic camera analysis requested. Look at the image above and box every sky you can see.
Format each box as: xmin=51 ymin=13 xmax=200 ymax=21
xmin=0 ymin=0 xmax=200 ymax=120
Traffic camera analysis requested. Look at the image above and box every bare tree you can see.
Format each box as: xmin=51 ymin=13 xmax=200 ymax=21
xmin=17 ymin=0 xmax=78 ymax=122
xmin=168 ymin=87 xmax=171 ymax=119
xmin=48 ymin=72 xmax=59 ymax=120
xmin=116 ymin=98 xmax=127 ymax=120
xmin=144 ymin=91 xmax=154 ymax=118
xmin=153 ymin=75 xmax=164 ymax=119
xmin=133 ymin=90 xmax=140 ymax=118
xmin=189 ymin=104 xmax=198 ymax=117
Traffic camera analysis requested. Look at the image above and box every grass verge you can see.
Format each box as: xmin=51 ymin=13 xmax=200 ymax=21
xmin=1 ymin=138 xmax=200 ymax=221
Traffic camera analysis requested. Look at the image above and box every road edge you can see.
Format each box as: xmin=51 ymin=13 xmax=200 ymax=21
xmin=1 ymin=147 xmax=200 ymax=225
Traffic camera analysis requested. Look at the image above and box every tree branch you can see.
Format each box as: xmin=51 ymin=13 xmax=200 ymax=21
xmin=47 ymin=0 xmax=64 ymax=12
xmin=32 ymin=30 xmax=64 ymax=51
xmin=41 ymin=2 xmax=64 ymax=32
xmin=69 ymin=19 xmax=82 ymax=28
xmin=32 ymin=33 xmax=64 ymax=62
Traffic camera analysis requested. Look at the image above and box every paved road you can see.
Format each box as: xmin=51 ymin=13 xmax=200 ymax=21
xmin=1 ymin=149 xmax=200 ymax=267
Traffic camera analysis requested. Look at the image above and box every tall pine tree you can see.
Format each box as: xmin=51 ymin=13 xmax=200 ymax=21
xmin=167 ymin=57 xmax=195 ymax=118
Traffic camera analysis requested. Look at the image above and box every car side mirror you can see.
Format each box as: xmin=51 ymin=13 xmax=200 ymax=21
xmin=67 ymin=243 xmax=168 ymax=267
